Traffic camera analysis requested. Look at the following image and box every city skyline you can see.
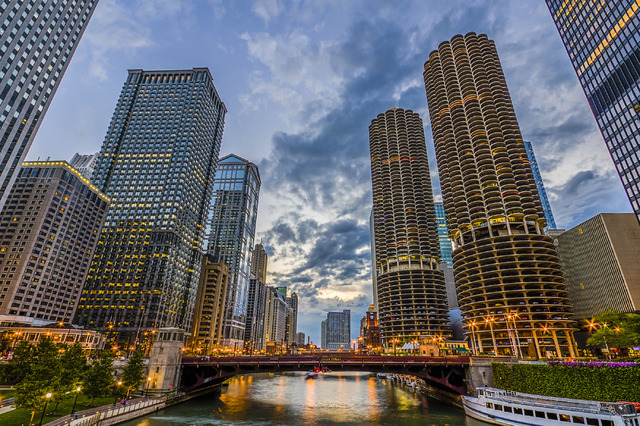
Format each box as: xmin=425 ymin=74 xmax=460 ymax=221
xmin=22 ymin=0 xmax=633 ymax=345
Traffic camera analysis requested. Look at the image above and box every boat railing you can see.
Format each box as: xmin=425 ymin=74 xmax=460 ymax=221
xmin=488 ymin=394 xmax=636 ymax=416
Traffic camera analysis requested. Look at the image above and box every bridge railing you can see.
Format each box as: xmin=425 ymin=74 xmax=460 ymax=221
xmin=181 ymin=354 xmax=472 ymax=365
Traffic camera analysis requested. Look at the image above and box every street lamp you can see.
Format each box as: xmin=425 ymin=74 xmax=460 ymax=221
xmin=71 ymin=387 xmax=81 ymax=415
xmin=38 ymin=392 xmax=52 ymax=426
xmin=114 ymin=381 xmax=122 ymax=405
xmin=146 ymin=377 xmax=152 ymax=398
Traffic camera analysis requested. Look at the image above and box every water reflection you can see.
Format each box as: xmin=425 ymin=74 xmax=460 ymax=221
xmin=121 ymin=372 xmax=487 ymax=425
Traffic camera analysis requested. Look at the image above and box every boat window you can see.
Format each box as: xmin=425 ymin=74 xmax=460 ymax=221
xmin=572 ymin=416 xmax=585 ymax=424
xmin=560 ymin=414 xmax=571 ymax=422
xmin=601 ymin=421 xmax=614 ymax=426
xmin=547 ymin=413 xmax=558 ymax=420
xmin=495 ymin=404 xmax=502 ymax=411
xmin=486 ymin=403 xmax=493 ymax=409
xmin=514 ymin=408 xmax=523 ymax=415
xmin=535 ymin=411 xmax=545 ymax=418
xmin=524 ymin=409 xmax=534 ymax=416
xmin=479 ymin=390 xmax=484 ymax=396
xmin=585 ymin=419 xmax=598 ymax=426
xmin=503 ymin=406 xmax=512 ymax=413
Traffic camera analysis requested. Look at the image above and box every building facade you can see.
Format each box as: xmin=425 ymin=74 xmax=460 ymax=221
xmin=285 ymin=291 xmax=298 ymax=345
xmin=0 ymin=161 xmax=109 ymax=325
xmin=556 ymin=213 xmax=640 ymax=319
xmin=320 ymin=309 xmax=351 ymax=351
xmin=434 ymin=202 xmax=454 ymax=266
xmin=0 ymin=0 xmax=99 ymax=211
xmin=206 ymin=154 xmax=260 ymax=349
xmin=523 ymin=141 xmax=557 ymax=229
xmin=296 ymin=331 xmax=306 ymax=347
xmin=423 ymin=33 xmax=576 ymax=357
xmin=250 ymin=242 xmax=268 ymax=284
xmin=189 ymin=256 xmax=230 ymax=352
xmin=69 ymin=153 xmax=98 ymax=180
xmin=264 ymin=286 xmax=289 ymax=347
xmin=74 ymin=68 xmax=226 ymax=342
xmin=545 ymin=1 xmax=640 ymax=222
xmin=369 ymin=108 xmax=449 ymax=344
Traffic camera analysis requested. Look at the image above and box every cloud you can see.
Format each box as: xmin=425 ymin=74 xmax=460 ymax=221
xmin=252 ymin=0 xmax=283 ymax=23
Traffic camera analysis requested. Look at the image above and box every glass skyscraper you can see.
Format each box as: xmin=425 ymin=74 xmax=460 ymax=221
xmin=434 ymin=202 xmax=453 ymax=266
xmin=0 ymin=0 xmax=99 ymax=211
xmin=546 ymin=0 xmax=640 ymax=222
xmin=74 ymin=68 xmax=226 ymax=342
xmin=207 ymin=154 xmax=260 ymax=348
xmin=523 ymin=141 xmax=557 ymax=229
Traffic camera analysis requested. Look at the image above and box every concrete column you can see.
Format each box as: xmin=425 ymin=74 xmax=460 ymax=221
xmin=565 ymin=330 xmax=576 ymax=358
xmin=531 ymin=329 xmax=542 ymax=359
xmin=551 ymin=330 xmax=561 ymax=358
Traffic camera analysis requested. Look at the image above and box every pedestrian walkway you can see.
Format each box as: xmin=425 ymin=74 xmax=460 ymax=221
xmin=45 ymin=396 xmax=151 ymax=426
xmin=0 ymin=397 xmax=15 ymax=415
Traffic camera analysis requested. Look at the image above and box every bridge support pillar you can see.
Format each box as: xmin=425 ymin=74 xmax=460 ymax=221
xmin=466 ymin=357 xmax=495 ymax=394
xmin=148 ymin=327 xmax=186 ymax=392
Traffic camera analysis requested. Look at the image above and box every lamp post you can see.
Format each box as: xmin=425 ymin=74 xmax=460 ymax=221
xmin=38 ymin=392 xmax=52 ymax=426
xmin=469 ymin=321 xmax=477 ymax=355
xmin=146 ymin=377 xmax=152 ymax=398
xmin=114 ymin=381 xmax=122 ymax=405
xmin=70 ymin=386 xmax=81 ymax=415
xmin=485 ymin=317 xmax=497 ymax=355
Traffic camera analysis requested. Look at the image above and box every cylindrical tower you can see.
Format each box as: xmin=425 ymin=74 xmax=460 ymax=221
xmin=423 ymin=33 xmax=576 ymax=357
xmin=369 ymin=108 xmax=450 ymax=345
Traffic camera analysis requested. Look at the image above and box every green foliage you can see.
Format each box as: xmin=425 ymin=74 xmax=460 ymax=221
xmin=492 ymin=362 xmax=640 ymax=401
xmin=586 ymin=310 xmax=640 ymax=348
xmin=0 ymin=331 xmax=12 ymax=354
xmin=14 ymin=379 xmax=53 ymax=413
xmin=121 ymin=350 xmax=146 ymax=395
xmin=13 ymin=337 xmax=63 ymax=411
xmin=3 ymin=340 xmax=35 ymax=385
xmin=83 ymin=350 xmax=115 ymax=402
xmin=59 ymin=343 xmax=87 ymax=393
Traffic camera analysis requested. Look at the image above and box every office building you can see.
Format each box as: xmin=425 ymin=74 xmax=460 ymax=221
xmin=523 ymin=141 xmax=557 ymax=229
xmin=296 ymin=331 xmax=305 ymax=347
xmin=556 ymin=213 xmax=640 ymax=319
xmin=0 ymin=161 xmax=109 ymax=325
xmin=189 ymin=256 xmax=230 ymax=352
xmin=207 ymin=154 xmax=260 ymax=348
xmin=362 ymin=305 xmax=381 ymax=349
xmin=369 ymin=208 xmax=378 ymax=311
xmin=369 ymin=108 xmax=449 ymax=343
xmin=69 ymin=153 xmax=97 ymax=180
xmin=264 ymin=286 xmax=289 ymax=346
xmin=545 ymin=1 xmax=640 ymax=222
xmin=74 ymin=68 xmax=226 ymax=342
xmin=423 ymin=33 xmax=576 ymax=357
xmin=285 ymin=291 xmax=298 ymax=345
xmin=244 ymin=243 xmax=268 ymax=351
xmin=0 ymin=0 xmax=99 ymax=211
xmin=434 ymin=202 xmax=453 ymax=266
xmin=320 ymin=309 xmax=351 ymax=351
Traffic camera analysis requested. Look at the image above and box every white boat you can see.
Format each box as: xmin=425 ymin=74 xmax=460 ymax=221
xmin=376 ymin=373 xmax=387 ymax=378
xmin=462 ymin=387 xmax=640 ymax=426
xmin=306 ymin=371 xmax=318 ymax=378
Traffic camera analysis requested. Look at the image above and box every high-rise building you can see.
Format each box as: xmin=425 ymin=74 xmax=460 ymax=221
xmin=434 ymin=202 xmax=453 ymax=266
xmin=320 ymin=309 xmax=351 ymax=351
xmin=523 ymin=142 xmax=557 ymax=229
xmin=264 ymin=286 xmax=289 ymax=346
xmin=0 ymin=0 xmax=99 ymax=211
xmin=369 ymin=208 xmax=378 ymax=311
xmin=545 ymin=1 xmax=640 ymax=222
xmin=244 ymin=244 xmax=268 ymax=351
xmin=250 ymin=242 xmax=268 ymax=283
xmin=207 ymin=154 xmax=260 ymax=348
xmin=74 ymin=68 xmax=226 ymax=342
xmin=296 ymin=331 xmax=306 ymax=347
xmin=369 ymin=108 xmax=449 ymax=344
xmin=555 ymin=213 xmax=640 ymax=320
xmin=189 ymin=256 xmax=230 ymax=352
xmin=423 ymin=33 xmax=576 ymax=357
xmin=0 ymin=161 xmax=109 ymax=325
xmin=285 ymin=291 xmax=298 ymax=345
xmin=69 ymin=153 xmax=98 ymax=180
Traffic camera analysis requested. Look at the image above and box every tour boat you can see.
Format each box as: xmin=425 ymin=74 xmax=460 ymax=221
xmin=462 ymin=387 xmax=640 ymax=426
xmin=306 ymin=371 xmax=319 ymax=378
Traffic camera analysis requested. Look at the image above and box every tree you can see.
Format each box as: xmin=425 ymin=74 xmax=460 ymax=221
xmin=3 ymin=340 xmax=35 ymax=384
xmin=83 ymin=350 xmax=115 ymax=403
xmin=14 ymin=379 xmax=53 ymax=422
xmin=586 ymin=310 xmax=640 ymax=348
xmin=54 ymin=342 xmax=87 ymax=412
xmin=121 ymin=350 xmax=146 ymax=397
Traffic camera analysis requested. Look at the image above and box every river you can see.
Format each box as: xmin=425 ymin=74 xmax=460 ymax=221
xmin=121 ymin=372 xmax=487 ymax=425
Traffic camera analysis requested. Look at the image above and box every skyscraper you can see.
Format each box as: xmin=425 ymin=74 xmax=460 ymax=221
xmin=244 ymin=243 xmax=268 ymax=350
xmin=369 ymin=108 xmax=449 ymax=344
xmin=423 ymin=33 xmax=576 ymax=357
xmin=0 ymin=0 xmax=99 ymax=211
xmin=74 ymin=68 xmax=226 ymax=341
xmin=434 ymin=202 xmax=453 ymax=266
xmin=523 ymin=141 xmax=557 ymax=229
xmin=320 ymin=309 xmax=351 ymax=351
xmin=0 ymin=161 xmax=108 ymax=325
xmin=69 ymin=153 xmax=98 ymax=180
xmin=555 ymin=213 xmax=640 ymax=320
xmin=207 ymin=154 xmax=260 ymax=348
xmin=250 ymin=242 xmax=268 ymax=283
xmin=545 ymin=1 xmax=640 ymax=222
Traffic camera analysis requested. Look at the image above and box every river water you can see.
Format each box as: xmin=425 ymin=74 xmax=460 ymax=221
xmin=121 ymin=372 xmax=487 ymax=425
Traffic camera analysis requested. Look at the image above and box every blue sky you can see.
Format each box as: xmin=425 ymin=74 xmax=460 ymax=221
xmin=27 ymin=0 xmax=631 ymax=346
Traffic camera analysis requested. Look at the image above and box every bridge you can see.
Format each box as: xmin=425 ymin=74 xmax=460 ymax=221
xmin=179 ymin=354 xmax=475 ymax=395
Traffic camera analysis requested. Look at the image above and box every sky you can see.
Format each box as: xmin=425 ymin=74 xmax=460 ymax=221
xmin=27 ymin=0 xmax=632 ymax=346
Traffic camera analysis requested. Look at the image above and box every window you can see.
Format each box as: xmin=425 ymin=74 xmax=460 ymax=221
xmin=535 ymin=411 xmax=545 ymax=418
xmin=494 ymin=404 xmax=502 ymax=411
xmin=524 ymin=409 xmax=534 ymax=416
xmin=586 ymin=419 xmax=599 ymax=426
xmin=547 ymin=413 xmax=558 ymax=420
xmin=601 ymin=421 xmax=614 ymax=426
xmin=503 ymin=406 xmax=512 ymax=413
xmin=513 ymin=408 xmax=523 ymax=415
xmin=572 ymin=416 xmax=585 ymax=424
xmin=560 ymin=414 xmax=571 ymax=422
